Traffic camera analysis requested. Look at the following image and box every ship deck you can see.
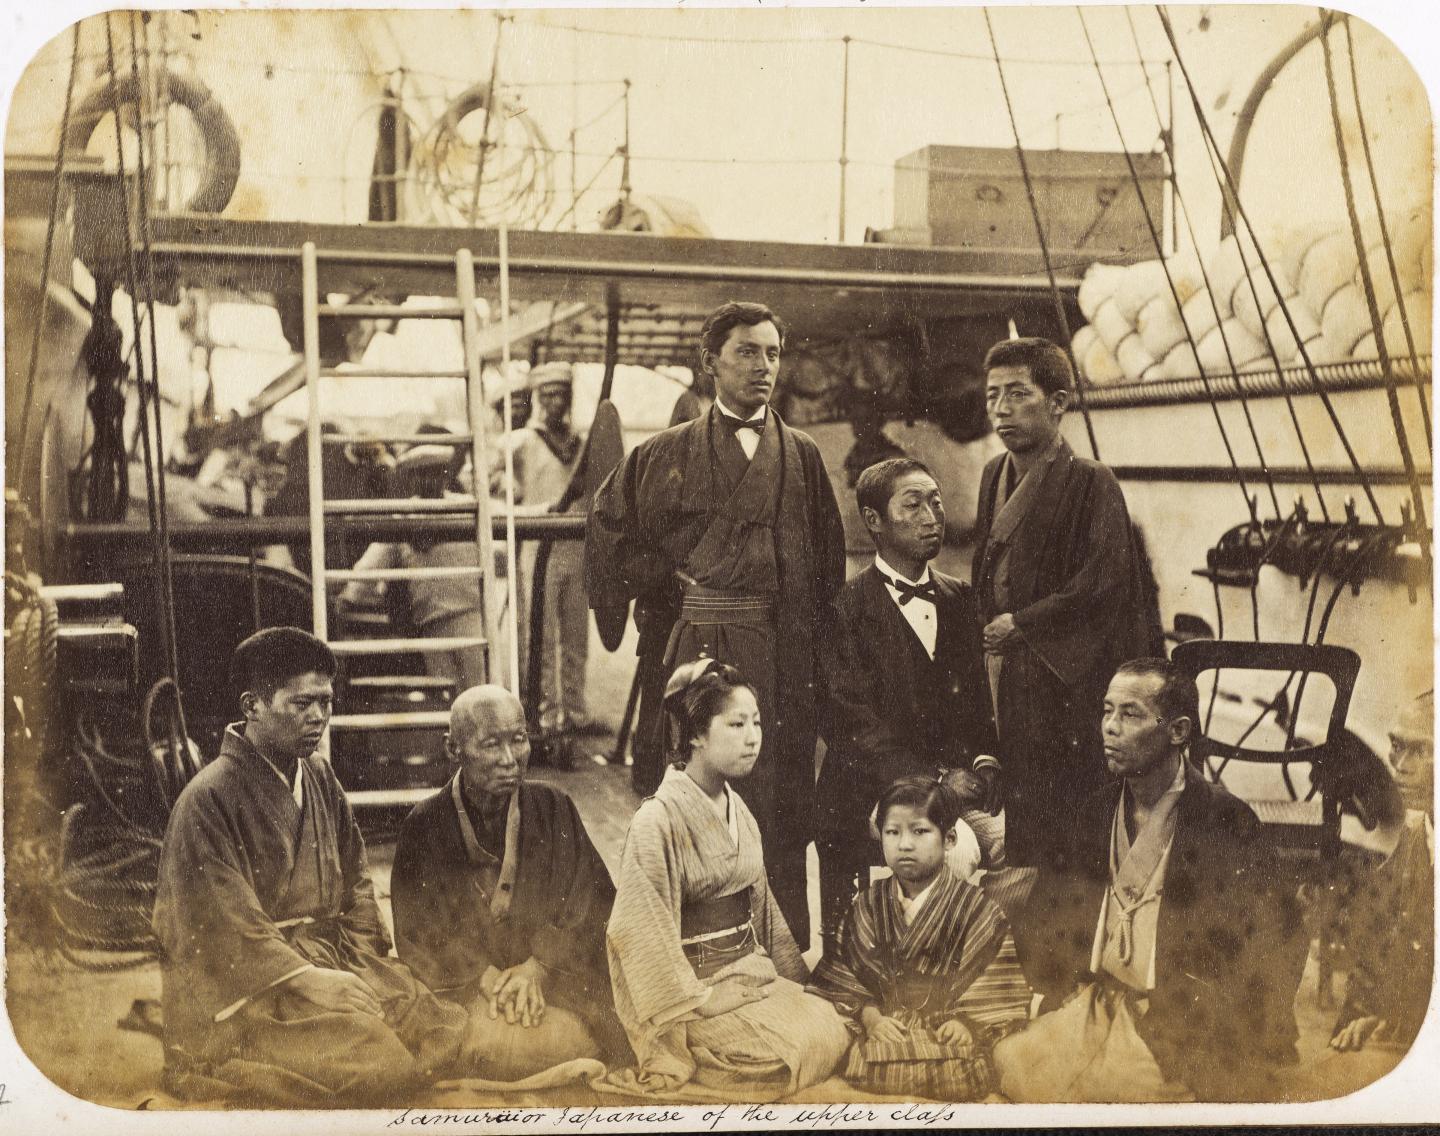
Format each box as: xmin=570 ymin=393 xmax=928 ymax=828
xmin=4 ymin=545 xmax=1364 ymax=1111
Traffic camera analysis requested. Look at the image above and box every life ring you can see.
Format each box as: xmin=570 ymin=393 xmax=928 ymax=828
xmin=65 ymin=68 xmax=241 ymax=215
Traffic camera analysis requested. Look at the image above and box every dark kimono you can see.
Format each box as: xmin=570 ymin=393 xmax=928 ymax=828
xmin=1332 ymin=811 xmax=1434 ymax=1049
xmin=152 ymin=725 xmax=468 ymax=1105
xmin=1011 ymin=766 xmax=1305 ymax=1101
xmin=816 ymin=566 xmax=997 ymax=938
xmin=390 ymin=777 xmax=631 ymax=1063
xmin=807 ymin=866 xmax=1030 ymax=1100
xmin=972 ymin=436 xmax=1158 ymax=868
xmin=585 ymin=404 xmax=846 ymax=943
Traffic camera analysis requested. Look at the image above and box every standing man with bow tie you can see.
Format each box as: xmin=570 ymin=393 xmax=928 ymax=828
xmin=586 ymin=301 xmax=846 ymax=948
xmin=815 ymin=458 xmax=998 ymax=950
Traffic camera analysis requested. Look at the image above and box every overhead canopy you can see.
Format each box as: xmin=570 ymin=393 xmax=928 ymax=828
xmin=71 ymin=192 xmax=1082 ymax=367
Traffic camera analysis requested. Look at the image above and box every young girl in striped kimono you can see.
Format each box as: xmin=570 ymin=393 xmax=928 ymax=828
xmin=604 ymin=659 xmax=850 ymax=1096
xmin=807 ymin=776 xmax=1032 ymax=1100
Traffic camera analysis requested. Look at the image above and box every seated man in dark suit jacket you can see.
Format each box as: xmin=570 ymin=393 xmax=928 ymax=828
xmin=996 ymin=658 xmax=1304 ymax=1102
xmin=816 ymin=458 xmax=998 ymax=949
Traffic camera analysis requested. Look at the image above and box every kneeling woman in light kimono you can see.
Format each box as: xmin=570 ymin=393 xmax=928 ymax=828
xmin=605 ymin=659 xmax=850 ymax=1095
xmin=807 ymin=777 xmax=1032 ymax=1100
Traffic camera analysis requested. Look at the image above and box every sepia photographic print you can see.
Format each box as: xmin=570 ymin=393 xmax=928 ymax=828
xmin=2 ymin=0 xmax=1436 ymax=1130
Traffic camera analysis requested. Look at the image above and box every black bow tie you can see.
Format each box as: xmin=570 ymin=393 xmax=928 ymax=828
xmin=880 ymin=572 xmax=937 ymax=606
xmin=720 ymin=413 xmax=764 ymax=435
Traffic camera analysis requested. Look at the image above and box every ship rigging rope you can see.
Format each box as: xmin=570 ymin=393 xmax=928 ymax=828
xmin=129 ymin=10 xmax=187 ymax=724
xmin=40 ymin=30 xmax=1170 ymax=72
xmin=1077 ymin=7 xmax=1257 ymax=526
xmin=551 ymin=149 xmax=621 ymax=232
xmin=1121 ymin=7 xmax=1282 ymax=521
xmin=102 ymin=20 xmax=163 ymax=581
xmin=1157 ymin=5 xmax=1384 ymax=526
xmin=534 ymin=17 xmax=1169 ymax=66
xmin=1203 ymin=505 xmax=1297 ymax=749
xmin=1282 ymin=518 xmax=1362 ymax=764
xmin=1342 ymin=15 xmax=1432 ymax=449
xmin=1149 ymin=14 xmax=1331 ymax=521
xmin=982 ymin=8 xmax=1101 ymax=462
xmin=104 ymin=13 xmax=191 ymax=799
xmin=16 ymin=24 xmax=82 ymax=485
xmin=1191 ymin=106 xmax=1331 ymax=521
xmin=1318 ymin=10 xmax=1429 ymax=551
xmin=1270 ymin=517 xmax=1360 ymax=797
xmin=127 ymin=12 xmax=189 ymax=762
xmin=469 ymin=15 xmax=509 ymax=226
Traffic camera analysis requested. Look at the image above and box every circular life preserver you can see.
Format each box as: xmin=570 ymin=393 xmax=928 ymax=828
xmin=65 ymin=68 xmax=241 ymax=214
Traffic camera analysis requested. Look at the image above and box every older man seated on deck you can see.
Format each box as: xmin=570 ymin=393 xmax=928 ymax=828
xmin=390 ymin=684 xmax=632 ymax=1081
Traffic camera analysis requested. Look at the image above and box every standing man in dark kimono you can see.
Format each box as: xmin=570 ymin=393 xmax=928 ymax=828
xmin=586 ymin=301 xmax=846 ymax=947
xmin=152 ymin=628 xmax=471 ymax=1106
xmin=816 ymin=458 xmax=997 ymax=948
xmin=971 ymin=337 xmax=1156 ymax=877
xmin=390 ymin=683 xmax=631 ymax=1078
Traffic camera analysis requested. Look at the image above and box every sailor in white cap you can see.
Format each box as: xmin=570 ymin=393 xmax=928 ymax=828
xmin=509 ymin=361 xmax=600 ymax=740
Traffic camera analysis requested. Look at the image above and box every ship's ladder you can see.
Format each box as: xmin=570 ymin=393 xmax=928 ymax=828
xmin=299 ymin=240 xmax=499 ymax=805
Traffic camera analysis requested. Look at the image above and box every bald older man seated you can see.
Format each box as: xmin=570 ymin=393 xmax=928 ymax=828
xmin=391 ymin=685 xmax=632 ymax=1080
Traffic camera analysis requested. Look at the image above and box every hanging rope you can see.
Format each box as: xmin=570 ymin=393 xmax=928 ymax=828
xmin=1193 ymin=118 xmax=1331 ymax=521
xmin=1283 ymin=516 xmax=1360 ymax=760
xmin=128 ymin=12 xmax=188 ymax=756
xmin=17 ymin=23 xmax=82 ymax=485
xmin=1122 ymin=6 xmax=1282 ymax=521
xmin=79 ymin=284 xmax=130 ymax=523
xmin=105 ymin=13 xmax=190 ymax=793
xmin=982 ymin=8 xmax=1101 ymax=461
xmin=1318 ymin=10 xmax=1428 ymax=552
xmin=103 ymin=19 xmax=163 ymax=546
xmin=1077 ymin=7 xmax=1255 ymax=524
xmin=1158 ymin=6 xmax=1384 ymax=525
xmin=1342 ymin=15 xmax=1431 ymax=449
xmin=469 ymin=14 xmax=509 ymax=225
xmin=550 ymin=148 xmax=621 ymax=231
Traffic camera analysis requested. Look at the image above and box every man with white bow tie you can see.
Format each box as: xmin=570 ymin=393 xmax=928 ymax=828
xmin=816 ymin=458 xmax=998 ymax=951
xmin=586 ymin=300 xmax=846 ymax=949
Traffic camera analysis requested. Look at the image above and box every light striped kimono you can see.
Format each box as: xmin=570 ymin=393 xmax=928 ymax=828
xmin=806 ymin=865 xmax=1031 ymax=1100
xmin=605 ymin=767 xmax=849 ymax=1095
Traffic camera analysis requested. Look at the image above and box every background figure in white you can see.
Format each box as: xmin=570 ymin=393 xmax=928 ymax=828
xmin=507 ymin=362 xmax=597 ymax=737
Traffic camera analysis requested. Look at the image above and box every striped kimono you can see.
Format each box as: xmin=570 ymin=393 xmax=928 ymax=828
xmin=605 ymin=767 xmax=849 ymax=1095
xmin=807 ymin=865 xmax=1031 ymax=1100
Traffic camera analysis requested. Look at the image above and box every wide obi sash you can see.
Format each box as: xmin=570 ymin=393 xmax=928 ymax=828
xmin=677 ymin=584 xmax=775 ymax=626
xmin=680 ymin=889 xmax=755 ymax=979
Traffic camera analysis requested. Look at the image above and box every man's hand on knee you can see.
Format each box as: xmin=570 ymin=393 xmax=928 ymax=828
xmin=491 ymin=958 xmax=548 ymax=1028
xmin=288 ymin=966 xmax=384 ymax=1017
xmin=1330 ymin=1015 xmax=1385 ymax=1052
